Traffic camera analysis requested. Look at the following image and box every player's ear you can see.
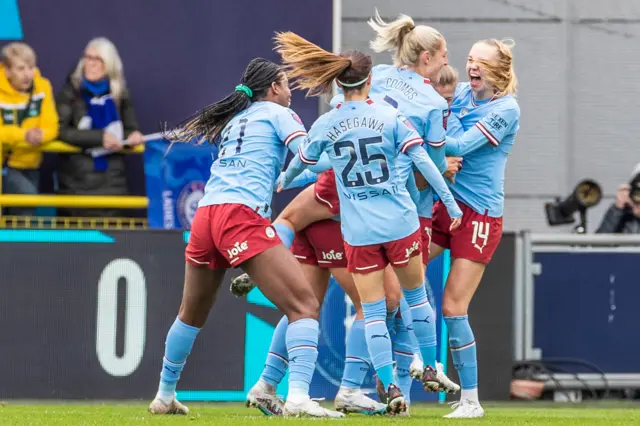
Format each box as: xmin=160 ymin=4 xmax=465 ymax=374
xmin=421 ymin=49 xmax=431 ymax=65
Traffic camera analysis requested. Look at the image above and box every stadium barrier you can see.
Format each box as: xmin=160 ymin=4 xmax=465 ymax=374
xmin=0 ymin=228 xmax=516 ymax=401
xmin=0 ymin=141 xmax=146 ymax=217
xmin=515 ymin=232 xmax=640 ymax=393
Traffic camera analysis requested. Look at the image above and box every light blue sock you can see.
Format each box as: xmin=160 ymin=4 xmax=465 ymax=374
xmin=286 ymin=318 xmax=319 ymax=398
xmin=403 ymin=285 xmax=437 ymax=368
xmin=362 ymin=297 xmax=396 ymax=389
xmin=386 ymin=306 xmax=399 ymax=337
xmin=274 ymin=223 xmax=294 ymax=249
xmin=260 ymin=315 xmax=289 ymax=387
xmin=445 ymin=315 xmax=477 ymax=390
xmin=341 ymin=319 xmax=370 ymax=389
xmin=398 ymin=297 xmax=421 ymax=357
xmin=393 ymin=316 xmax=413 ymax=404
xmin=158 ymin=317 xmax=201 ymax=398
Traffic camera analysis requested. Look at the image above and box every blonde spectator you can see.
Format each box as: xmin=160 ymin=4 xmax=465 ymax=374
xmin=56 ymin=37 xmax=144 ymax=218
xmin=0 ymin=42 xmax=58 ymax=216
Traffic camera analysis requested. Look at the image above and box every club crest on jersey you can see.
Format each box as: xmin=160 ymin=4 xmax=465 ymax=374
xmin=177 ymin=181 xmax=205 ymax=228
xmin=460 ymin=108 xmax=468 ymax=117
xmin=289 ymin=110 xmax=303 ymax=125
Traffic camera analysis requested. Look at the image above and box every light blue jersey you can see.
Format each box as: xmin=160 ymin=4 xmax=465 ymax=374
xmin=284 ymin=99 xmax=461 ymax=246
xmin=331 ymin=65 xmax=449 ymax=219
xmin=445 ymin=83 xmax=521 ymax=217
xmin=199 ymin=101 xmax=307 ymax=217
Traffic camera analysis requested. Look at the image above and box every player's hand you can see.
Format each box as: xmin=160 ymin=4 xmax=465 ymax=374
xmin=443 ymin=170 xmax=456 ymax=184
xmin=615 ymin=184 xmax=631 ymax=209
xmin=445 ymin=157 xmax=462 ymax=183
xmin=276 ymin=171 xmax=286 ymax=193
xmin=449 ymin=217 xmax=462 ymax=232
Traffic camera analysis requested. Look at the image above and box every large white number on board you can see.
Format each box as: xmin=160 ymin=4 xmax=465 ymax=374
xmin=96 ymin=259 xmax=147 ymax=377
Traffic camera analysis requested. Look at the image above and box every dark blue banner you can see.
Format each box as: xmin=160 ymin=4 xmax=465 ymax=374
xmin=534 ymin=252 xmax=640 ymax=374
xmin=144 ymin=139 xmax=217 ymax=229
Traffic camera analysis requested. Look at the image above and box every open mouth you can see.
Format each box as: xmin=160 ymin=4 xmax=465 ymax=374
xmin=469 ymin=72 xmax=481 ymax=83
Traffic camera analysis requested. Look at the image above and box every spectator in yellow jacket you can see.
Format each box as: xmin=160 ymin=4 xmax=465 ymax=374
xmin=0 ymin=42 xmax=58 ymax=216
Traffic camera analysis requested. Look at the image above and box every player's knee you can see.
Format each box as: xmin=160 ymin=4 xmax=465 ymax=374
xmin=177 ymin=305 xmax=207 ymax=328
xmin=385 ymin=291 xmax=401 ymax=313
xmin=287 ymin=289 xmax=320 ymax=321
xmin=442 ymin=297 xmax=468 ymax=317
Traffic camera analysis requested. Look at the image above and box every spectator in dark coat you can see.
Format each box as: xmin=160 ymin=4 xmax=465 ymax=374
xmin=596 ymin=163 xmax=640 ymax=234
xmin=56 ymin=37 xmax=144 ymax=217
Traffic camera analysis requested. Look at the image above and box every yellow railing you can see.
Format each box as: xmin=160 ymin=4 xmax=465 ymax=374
xmin=40 ymin=141 xmax=145 ymax=154
xmin=1 ymin=140 xmax=148 ymax=229
xmin=1 ymin=215 xmax=148 ymax=230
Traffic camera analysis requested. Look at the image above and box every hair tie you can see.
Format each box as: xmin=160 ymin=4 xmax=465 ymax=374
xmin=235 ymin=84 xmax=253 ymax=98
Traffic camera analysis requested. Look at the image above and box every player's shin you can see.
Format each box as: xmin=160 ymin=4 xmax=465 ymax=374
xmin=340 ymin=319 xmax=370 ymax=389
xmin=393 ymin=316 xmax=415 ymax=405
xmin=445 ymin=315 xmax=478 ymax=402
xmin=260 ymin=316 xmax=289 ymax=388
xmin=285 ymin=318 xmax=319 ymax=402
xmin=157 ymin=317 xmax=200 ymax=402
xmin=362 ymin=297 xmax=396 ymax=388
xmin=402 ymin=284 xmax=438 ymax=369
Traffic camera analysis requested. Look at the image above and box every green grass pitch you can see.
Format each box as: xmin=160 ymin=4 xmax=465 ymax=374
xmin=1 ymin=402 xmax=639 ymax=425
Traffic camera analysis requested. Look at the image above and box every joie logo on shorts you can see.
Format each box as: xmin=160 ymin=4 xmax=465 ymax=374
xmin=405 ymin=240 xmax=420 ymax=258
xmin=321 ymin=250 xmax=343 ymax=261
xmin=227 ymin=241 xmax=249 ymax=260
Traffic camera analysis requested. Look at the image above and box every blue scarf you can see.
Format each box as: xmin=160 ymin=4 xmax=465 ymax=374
xmin=81 ymin=78 xmax=120 ymax=130
xmin=81 ymin=78 xmax=122 ymax=171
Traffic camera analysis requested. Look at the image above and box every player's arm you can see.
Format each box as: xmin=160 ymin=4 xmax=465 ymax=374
xmin=445 ymin=106 xmax=518 ymax=156
xmin=424 ymin=108 xmax=448 ymax=174
xmin=446 ymin=113 xmax=464 ymax=137
xmin=282 ymin=120 xmax=328 ymax=188
xmin=278 ymin=168 xmax=319 ymax=191
xmin=396 ymin=113 xmax=462 ymax=219
xmin=276 ymin=109 xmax=331 ymax=174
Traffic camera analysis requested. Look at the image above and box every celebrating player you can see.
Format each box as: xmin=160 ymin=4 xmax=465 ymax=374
xmin=148 ymin=58 xmax=343 ymax=418
xmin=275 ymin=31 xmax=463 ymax=414
xmin=429 ymin=39 xmax=520 ymax=418
xmin=351 ymin=11 xmax=463 ymax=399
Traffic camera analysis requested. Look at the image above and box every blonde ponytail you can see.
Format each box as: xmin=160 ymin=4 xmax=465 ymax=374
xmin=368 ymin=9 xmax=444 ymax=68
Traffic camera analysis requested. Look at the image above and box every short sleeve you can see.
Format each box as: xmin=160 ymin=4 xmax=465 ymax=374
xmin=475 ymin=103 xmax=519 ymax=146
xmin=273 ymin=107 xmax=308 ymax=146
xmin=424 ymin=107 xmax=446 ymax=147
xmin=395 ymin=112 xmax=424 ymax=154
